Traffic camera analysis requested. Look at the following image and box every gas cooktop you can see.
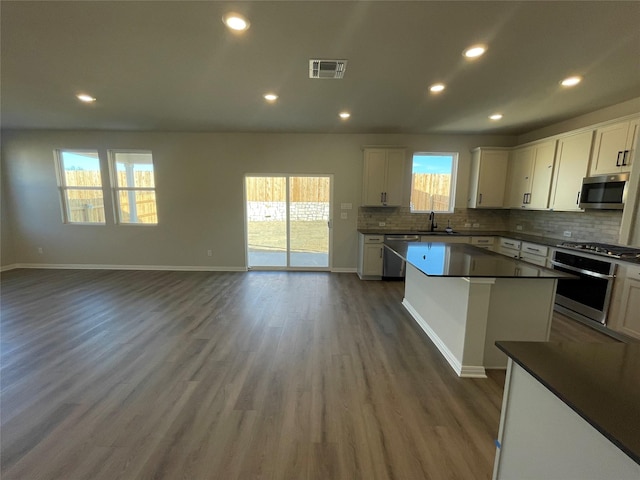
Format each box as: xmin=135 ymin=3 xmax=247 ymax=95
xmin=557 ymin=241 xmax=640 ymax=260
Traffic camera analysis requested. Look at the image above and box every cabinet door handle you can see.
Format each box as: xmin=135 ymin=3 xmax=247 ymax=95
xmin=576 ymin=191 xmax=580 ymax=205
xmin=622 ymin=150 xmax=630 ymax=166
xmin=380 ymin=192 xmax=384 ymax=203
xmin=478 ymin=193 xmax=483 ymax=204
xmin=616 ymin=151 xmax=623 ymax=167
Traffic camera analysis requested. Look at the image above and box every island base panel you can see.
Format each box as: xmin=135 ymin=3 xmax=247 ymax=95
xmin=493 ymin=361 xmax=640 ymax=479
xmin=402 ymin=264 xmax=555 ymax=377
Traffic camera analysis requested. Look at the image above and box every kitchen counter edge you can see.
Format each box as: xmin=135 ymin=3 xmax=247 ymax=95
xmin=496 ymin=341 xmax=640 ymax=465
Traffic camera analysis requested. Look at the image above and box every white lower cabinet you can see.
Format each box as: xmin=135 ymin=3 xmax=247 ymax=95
xmin=497 ymin=238 xmax=521 ymax=259
xmin=471 ymin=236 xmax=495 ymax=250
xmin=608 ymin=264 xmax=640 ymax=339
xmin=519 ymin=242 xmax=550 ymax=267
xmin=357 ymin=234 xmax=384 ymax=280
xmin=496 ymin=238 xmax=551 ymax=266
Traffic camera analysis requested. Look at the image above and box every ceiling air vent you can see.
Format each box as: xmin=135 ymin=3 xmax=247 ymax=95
xmin=309 ymin=59 xmax=347 ymax=79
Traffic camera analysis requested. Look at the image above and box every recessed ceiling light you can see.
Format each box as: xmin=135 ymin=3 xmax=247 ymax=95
xmin=339 ymin=111 xmax=351 ymax=119
xmin=429 ymin=83 xmax=446 ymax=93
xmin=463 ymin=45 xmax=487 ymax=59
xmin=76 ymin=93 xmax=96 ymax=103
xmin=263 ymin=93 xmax=278 ymax=102
xmin=561 ymin=76 xmax=582 ymax=87
xmin=222 ymin=13 xmax=250 ymax=31
xmin=489 ymin=113 xmax=503 ymax=121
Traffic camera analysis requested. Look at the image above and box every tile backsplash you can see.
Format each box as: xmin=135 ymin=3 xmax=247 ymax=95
xmin=508 ymin=209 xmax=623 ymax=244
xmin=358 ymin=207 xmax=623 ymax=244
xmin=358 ymin=207 xmax=510 ymax=232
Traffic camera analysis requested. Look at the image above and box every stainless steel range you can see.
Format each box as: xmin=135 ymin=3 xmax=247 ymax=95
xmin=556 ymin=241 xmax=640 ymax=260
xmin=551 ymin=242 xmax=640 ymax=326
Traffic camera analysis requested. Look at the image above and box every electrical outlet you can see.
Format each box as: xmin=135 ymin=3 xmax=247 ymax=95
xmin=340 ymin=212 xmax=348 ymax=220
xmin=472 ymin=223 xmax=480 ymax=228
xmin=207 ymin=249 xmax=212 ymax=256
xmin=378 ymin=222 xmax=386 ymax=227
xmin=464 ymin=223 xmax=471 ymax=227
xmin=563 ymin=231 xmax=572 ymax=238
xmin=37 ymin=247 xmax=43 ymax=254
xmin=516 ymin=225 xmax=523 ymax=231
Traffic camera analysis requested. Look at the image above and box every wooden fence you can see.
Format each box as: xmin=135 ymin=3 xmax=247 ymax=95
xmin=411 ymin=173 xmax=451 ymax=211
xmin=64 ymin=170 xmax=157 ymax=223
xmin=246 ymin=177 xmax=330 ymax=202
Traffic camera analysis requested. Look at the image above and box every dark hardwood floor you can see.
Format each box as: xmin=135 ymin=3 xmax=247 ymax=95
xmin=0 ymin=269 xmax=616 ymax=480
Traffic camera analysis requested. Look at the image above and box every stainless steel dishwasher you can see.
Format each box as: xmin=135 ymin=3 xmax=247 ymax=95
xmin=383 ymin=234 xmax=420 ymax=279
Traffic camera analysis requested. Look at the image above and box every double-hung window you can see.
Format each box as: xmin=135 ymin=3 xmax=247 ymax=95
xmin=55 ymin=149 xmax=106 ymax=224
xmin=109 ymin=151 xmax=158 ymax=224
xmin=410 ymin=152 xmax=458 ymax=213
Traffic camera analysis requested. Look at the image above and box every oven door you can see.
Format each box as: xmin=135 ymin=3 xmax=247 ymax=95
xmin=550 ymin=260 xmax=615 ymax=325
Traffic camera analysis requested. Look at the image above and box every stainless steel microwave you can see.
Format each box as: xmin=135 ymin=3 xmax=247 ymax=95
xmin=579 ymin=172 xmax=629 ymax=210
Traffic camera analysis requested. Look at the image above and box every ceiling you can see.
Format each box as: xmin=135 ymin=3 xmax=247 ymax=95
xmin=2 ymin=1 xmax=639 ymax=135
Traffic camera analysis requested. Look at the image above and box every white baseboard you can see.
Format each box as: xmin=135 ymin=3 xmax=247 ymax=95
xmin=0 ymin=264 xmax=20 ymax=272
xmin=1 ymin=263 xmax=248 ymax=272
xmin=402 ymin=298 xmax=487 ymax=379
xmin=1 ymin=263 xmax=358 ymax=274
xmin=331 ymin=267 xmax=357 ymax=273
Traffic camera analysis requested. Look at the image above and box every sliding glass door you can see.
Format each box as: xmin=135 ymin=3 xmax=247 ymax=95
xmin=246 ymin=175 xmax=331 ymax=269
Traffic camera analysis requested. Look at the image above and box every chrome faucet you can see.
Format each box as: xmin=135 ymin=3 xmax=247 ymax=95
xmin=429 ymin=211 xmax=437 ymax=232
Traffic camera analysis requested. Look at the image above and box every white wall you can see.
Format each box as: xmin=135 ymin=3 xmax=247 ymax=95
xmin=0 ymin=162 xmax=16 ymax=267
xmin=0 ymin=130 xmax=513 ymax=270
xmin=516 ymin=97 xmax=640 ymax=144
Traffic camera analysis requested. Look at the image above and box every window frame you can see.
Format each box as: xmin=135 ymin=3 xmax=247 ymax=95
xmin=108 ymin=149 xmax=158 ymax=225
xmin=409 ymin=152 xmax=458 ymax=214
xmin=54 ymin=149 xmax=106 ymax=225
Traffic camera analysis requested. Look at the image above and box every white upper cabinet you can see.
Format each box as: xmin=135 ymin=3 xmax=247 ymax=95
xmin=506 ymin=140 xmax=556 ymax=209
xmin=506 ymin=147 xmax=534 ymax=208
xmin=589 ymin=119 xmax=639 ymax=175
xmin=362 ymin=148 xmax=405 ymax=206
xmin=467 ymin=148 xmax=509 ymax=208
xmin=549 ymin=131 xmax=594 ymax=211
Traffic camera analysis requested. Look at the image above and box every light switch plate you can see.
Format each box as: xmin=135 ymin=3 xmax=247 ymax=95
xmin=379 ymin=222 xmax=386 ymax=227
xmin=563 ymin=231 xmax=572 ymax=237
xmin=340 ymin=212 xmax=348 ymax=219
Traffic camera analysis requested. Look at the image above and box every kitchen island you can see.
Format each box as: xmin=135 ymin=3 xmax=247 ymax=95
xmin=386 ymin=241 xmax=575 ymax=377
xmin=493 ymin=341 xmax=640 ymax=479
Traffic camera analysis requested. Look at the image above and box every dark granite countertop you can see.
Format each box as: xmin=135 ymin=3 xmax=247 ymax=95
xmin=358 ymin=229 xmax=640 ymax=264
xmin=496 ymin=341 xmax=640 ymax=465
xmin=359 ymin=229 xmax=566 ymax=246
xmin=385 ymin=241 xmax=575 ymax=278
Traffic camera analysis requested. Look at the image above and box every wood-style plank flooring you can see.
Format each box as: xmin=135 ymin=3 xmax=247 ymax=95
xmin=0 ymin=269 xmax=616 ymax=480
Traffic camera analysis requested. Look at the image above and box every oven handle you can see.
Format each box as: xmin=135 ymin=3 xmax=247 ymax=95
xmin=550 ymin=260 xmax=615 ymax=279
